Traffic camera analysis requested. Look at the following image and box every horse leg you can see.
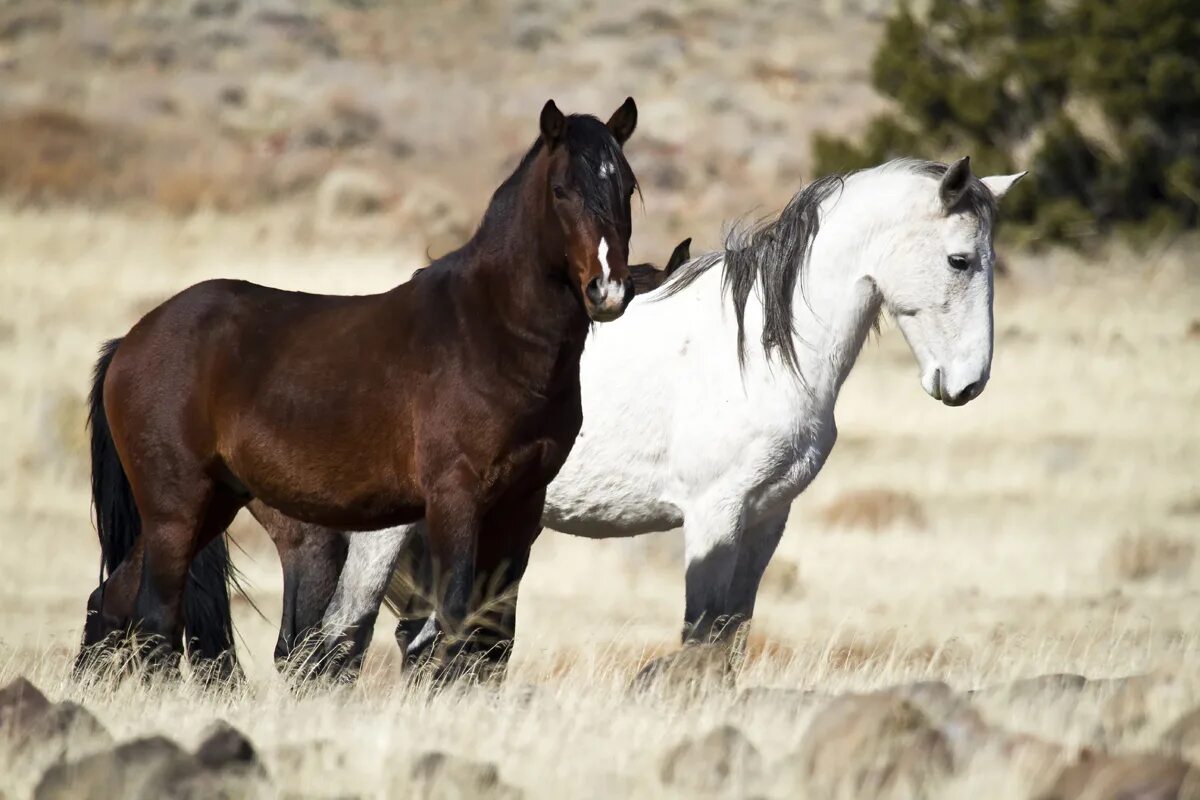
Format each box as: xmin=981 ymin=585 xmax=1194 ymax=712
xmin=76 ymin=539 xmax=145 ymax=675
xmin=470 ymin=490 xmax=545 ymax=678
xmin=391 ymin=527 xmax=435 ymax=663
xmin=421 ymin=471 xmax=481 ymax=682
xmin=131 ymin=481 xmax=241 ymax=677
xmin=724 ymin=510 xmax=789 ymax=643
xmin=681 ymin=498 xmax=747 ymax=645
xmin=313 ymin=525 xmax=416 ymax=680
xmin=277 ymin=528 xmax=349 ymax=676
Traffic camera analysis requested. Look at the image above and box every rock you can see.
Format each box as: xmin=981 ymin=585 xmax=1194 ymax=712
xmin=633 ymin=644 xmax=736 ymax=696
xmin=1163 ymin=706 xmax=1200 ymax=763
xmin=36 ymin=727 xmax=269 ymax=800
xmin=316 ymin=168 xmax=393 ymax=220
xmin=660 ymin=725 xmax=762 ymax=793
xmin=781 ymin=692 xmax=953 ymax=798
xmin=941 ymin=729 xmax=1067 ymax=798
xmin=34 ymin=736 xmax=191 ymax=800
xmin=0 ymin=678 xmax=111 ymax=796
xmin=190 ymin=0 xmax=240 ymax=18
xmin=0 ymin=677 xmax=53 ymax=730
xmin=881 ymin=681 xmax=989 ymax=765
xmin=411 ymin=751 xmax=519 ymax=799
xmin=1039 ymin=750 xmax=1200 ymax=800
xmin=194 ymin=720 xmax=261 ymax=771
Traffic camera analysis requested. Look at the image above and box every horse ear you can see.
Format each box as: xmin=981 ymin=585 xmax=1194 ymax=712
xmin=939 ymin=156 xmax=972 ymax=211
xmin=980 ymin=171 xmax=1028 ymax=201
xmin=665 ymin=237 xmax=691 ymax=275
xmin=540 ymin=100 xmax=566 ymax=148
xmin=606 ymin=97 xmax=637 ymax=146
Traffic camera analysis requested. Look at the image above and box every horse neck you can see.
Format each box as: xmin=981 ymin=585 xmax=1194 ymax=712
xmin=461 ymin=173 xmax=590 ymax=357
xmin=782 ymin=193 xmax=885 ymax=408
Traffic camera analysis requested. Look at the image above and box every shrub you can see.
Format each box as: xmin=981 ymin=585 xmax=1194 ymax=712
xmin=813 ymin=0 xmax=1200 ymax=245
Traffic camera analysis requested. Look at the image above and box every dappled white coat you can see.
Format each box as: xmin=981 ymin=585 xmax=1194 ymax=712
xmin=324 ymin=160 xmax=1025 ymax=641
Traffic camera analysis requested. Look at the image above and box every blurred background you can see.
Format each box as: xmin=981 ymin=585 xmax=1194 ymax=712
xmin=0 ymin=0 xmax=1197 ymax=687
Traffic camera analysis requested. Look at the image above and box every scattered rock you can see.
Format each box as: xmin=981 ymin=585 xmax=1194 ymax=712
xmin=1162 ymin=706 xmax=1200 ymax=763
xmin=191 ymin=0 xmax=240 ymax=19
xmin=194 ymin=720 xmax=261 ymax=771
xmin=660 ymin=725 xmax=761 ymax=793
xmin=411 ymin=751 xmax=519 ymax=799
xmin=781 ymin=691 xmax=953 ymax=798
xmin=943 ymin=729 xmax=1067 ymax=798
xmin=34 ymin=736 xmax=191 ymax=800
xmin=1039 ymin=750 xmax=1200 ymax=800
xmin=633 ymin=644 xmax=735 ymax=695
xmin=0 ymin=678 xmax=112 ymax=795
xmin=0 ymin=9 xmax=61 ymax=41
xmin=0 ymin=677 xmax=53 ymax=730
xmin=36 ymin=728 xmax=270 ymax=800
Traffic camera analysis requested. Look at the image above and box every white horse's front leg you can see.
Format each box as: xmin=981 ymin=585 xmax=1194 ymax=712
xmin=681 ymin=498 xmax=746 ymax=644
xmin=318 ymin=525 xmax=416 ymax=675
xmin=726 ymin=510 xmax=789 ymax=622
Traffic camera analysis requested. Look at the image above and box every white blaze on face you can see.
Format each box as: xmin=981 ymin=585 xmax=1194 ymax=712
xmin=598 ymin=237 xmax=611 ymax=281
xmin=599 ymin=160 xmax=616 ymax=179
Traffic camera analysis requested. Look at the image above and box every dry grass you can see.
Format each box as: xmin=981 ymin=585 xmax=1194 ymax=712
xmin=1105 ymin=533 xmax=1196 ymax=582
xmin=0 ymin=1 xmax=1197 ymax=792
xmin=817 ymin=488 xmax=928 ymax=532
xmin=0 ymin=209 xmax=1197 ymax=797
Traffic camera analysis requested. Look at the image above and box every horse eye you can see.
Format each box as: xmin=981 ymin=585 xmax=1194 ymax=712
xmin=552 ymin=185 xmax=567 ymax=200
xmin=947 ymin=254 xmax=970 ymax=271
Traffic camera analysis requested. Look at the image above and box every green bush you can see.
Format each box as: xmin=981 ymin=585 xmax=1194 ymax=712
xmin=813 ymin=0 xmax=1200 ymax=245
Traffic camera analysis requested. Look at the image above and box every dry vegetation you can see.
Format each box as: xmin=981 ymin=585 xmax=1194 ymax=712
xmin=1 ymin=0 xmax=1200 ymax=798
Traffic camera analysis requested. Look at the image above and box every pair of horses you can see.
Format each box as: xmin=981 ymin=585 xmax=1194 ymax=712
xmin=77 ymin=96 xmax=1027 ymax=684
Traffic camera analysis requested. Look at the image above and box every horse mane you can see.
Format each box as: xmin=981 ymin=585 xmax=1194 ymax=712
xmin=657 ymin=159 xmax=997 ymax=380
xmin=657 ymin=173 xmax=844 ymax=380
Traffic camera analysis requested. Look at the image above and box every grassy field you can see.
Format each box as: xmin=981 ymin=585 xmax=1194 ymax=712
xmin=1 ymin=0 xmax=1199 ymax=796
xmin=0 ymin=207 xmax=1198 ymax=797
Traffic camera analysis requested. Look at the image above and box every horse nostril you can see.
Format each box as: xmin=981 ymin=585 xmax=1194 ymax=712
xmin=960 ymin=381 xmax=982 ymax=401
xmin=585 ymin=277 xmax=603 ymax=306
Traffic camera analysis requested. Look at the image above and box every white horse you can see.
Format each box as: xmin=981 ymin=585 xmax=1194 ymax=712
xmin=278 ymin=157 xmax=1025 ymax=672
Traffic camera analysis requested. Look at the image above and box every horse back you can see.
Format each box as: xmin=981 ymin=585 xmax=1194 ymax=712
xmin=108 ymin=278 xmax=430 ymax=528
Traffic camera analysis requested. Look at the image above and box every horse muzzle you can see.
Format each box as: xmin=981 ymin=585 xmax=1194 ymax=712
xmin=584 ymin=276 xmax=634 ymax=322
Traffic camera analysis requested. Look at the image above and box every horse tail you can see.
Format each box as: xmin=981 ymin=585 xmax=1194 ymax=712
xmin=88 ymin=338 xmax=244 ymax=676
xmin=89 ymin=338 xmax=139 ymax=578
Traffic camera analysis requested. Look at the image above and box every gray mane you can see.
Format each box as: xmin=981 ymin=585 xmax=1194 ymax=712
xmin=656 ymin=159 xmax=997 ymax=379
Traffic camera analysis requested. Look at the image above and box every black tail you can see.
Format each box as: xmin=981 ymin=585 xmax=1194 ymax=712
xmin=88 ymin=338 xmax=241 ymax=673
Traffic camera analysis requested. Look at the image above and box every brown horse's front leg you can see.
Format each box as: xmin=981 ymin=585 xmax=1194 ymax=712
xmin=422 ymin=469 xmax=481 ymax=683
xmin=469 ymin=488 xmax=546 ymax=677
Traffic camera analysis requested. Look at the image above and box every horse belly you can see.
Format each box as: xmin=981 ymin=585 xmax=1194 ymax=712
xmin=543 ymin=460 xmax=682 ymax=539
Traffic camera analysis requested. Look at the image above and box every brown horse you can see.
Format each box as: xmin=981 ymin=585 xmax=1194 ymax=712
xmin=78 ymin=98 xmax=640 ymax=679
xmin=248 ymin=236 xmax=693 ymax=680
xmin=628 ymin=237 xmax=691 ymax=294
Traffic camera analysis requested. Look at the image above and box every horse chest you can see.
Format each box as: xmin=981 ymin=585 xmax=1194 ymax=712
xmin=733 ymin=408 xmax=838 ymax=523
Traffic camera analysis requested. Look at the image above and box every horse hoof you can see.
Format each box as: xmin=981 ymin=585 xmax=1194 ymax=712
xmin=190 ymin=651 xmax=244 ymax=689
